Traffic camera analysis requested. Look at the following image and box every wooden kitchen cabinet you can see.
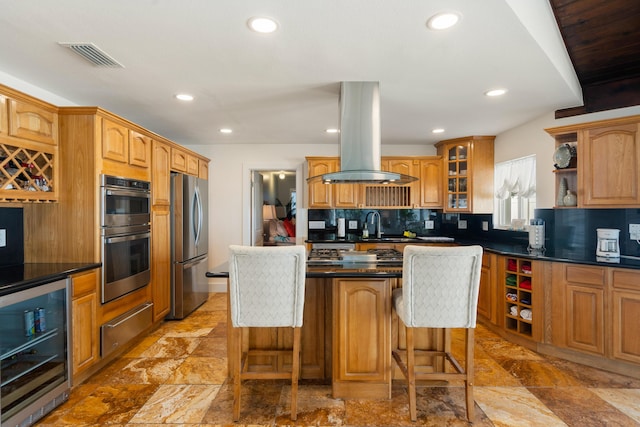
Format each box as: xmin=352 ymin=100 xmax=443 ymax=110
xmin=102 ymin=118 xmax=129 ymax=164
xmin=151 ymin=140 xmax=172 ymax=321
xmin=198 ymin=158 xmax=209 ymax=179
xmin=186 ymin=154 xmax=199 ymax=176
xmin=546 ymin=114 xmax=640 ymax=208
xmin=417 ymin=156 xmax=443 ymax=208
xmin=7 ymin=96 xmax=58 ymax=146
xmin=170 ymin=147 xmax=188 ymax=172
xmin=306 ymin=156 xmax=360 ymax=208
xmin=611 ymin=268 xmax=640 ymax=364
xmin=332 ymin=277 xmax=391 ymax=399
xmin=477 ymin=252 xmax=495 ymax=322
xmin=435 ymin=136 xmax=494 ymax=213
xmin=0 ymin=84 xmax=59 ymax=202
xmin=580 ymin=122 xmax=640 ymax=206
xmin=101 ymin=117 xmax=151 ymax=180
xmin=152 ymin=140 xmax=171 ymax=205
xmin=307 ymin=157 xmax=337 ymax=208
xmin=71 ymin=269 xmax=99 ymax=381
xmin=550 ymin=263 xmax=606 ymax=355
xmin=547 ymin=263 xmax=640 ymax=376
xmin=151 ymin=207 xmax=171 ymax=321
xmin=129 ymin=130 xmax=152 ymax=168
xmin=306 ymin=156 xmax=442 ymax=209
xmin=170 ymin=147 xmax=200 ymax=176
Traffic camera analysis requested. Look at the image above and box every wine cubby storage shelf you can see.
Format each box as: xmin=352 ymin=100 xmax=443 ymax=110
xmin=504 ymin=257 xmax=534 ymax=338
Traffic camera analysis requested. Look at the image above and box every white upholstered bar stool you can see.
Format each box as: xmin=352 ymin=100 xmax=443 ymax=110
xmin=392 ymin=245 xmax=483 ymax=422
xmin=227 ymin=244 xmax=306 ymax=422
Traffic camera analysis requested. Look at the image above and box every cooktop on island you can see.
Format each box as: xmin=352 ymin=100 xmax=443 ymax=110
xmin=307 ymin=247 xmax=403 ymax=265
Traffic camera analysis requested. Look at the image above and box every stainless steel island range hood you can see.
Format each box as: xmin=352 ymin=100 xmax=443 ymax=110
xmin=307 ymin=81 xmax=418 ymax=185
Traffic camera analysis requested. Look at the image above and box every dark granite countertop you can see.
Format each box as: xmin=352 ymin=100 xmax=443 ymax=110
xmin=0 ymin=262 xmax=102 ymax=297
xmin=206 ymin=262 xmax=403 ymax=279
xmin=306 ymin=237 xmax=640 ymax=270
xmin=453 ymin=239 xmax=640 ymax=270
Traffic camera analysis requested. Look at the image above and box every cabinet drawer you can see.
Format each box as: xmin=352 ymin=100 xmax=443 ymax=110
xmin=611 ymin=269 xmax=640 ymax=291
xmin=72 ymin=269 xmax=98 ymax=298
xmin=565 ymin=265 xmax=605 ymax=287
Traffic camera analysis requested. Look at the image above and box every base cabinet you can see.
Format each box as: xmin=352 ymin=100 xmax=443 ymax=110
xmin=332 ymin=277 xmax=391 ymax=399
xmin=611 ymin=269 xmax=640 ymax=364
xmin=71 ymin=269 xmax=99 ymax=381
xmin=550 ymin=264 xmax=606 ymax=356
xmin=477 ymin=253 xmax=494 ymax=321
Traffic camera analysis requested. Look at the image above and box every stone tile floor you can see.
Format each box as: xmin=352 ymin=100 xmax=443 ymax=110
xmin=36 ymin=293 xmax=640 ymax=426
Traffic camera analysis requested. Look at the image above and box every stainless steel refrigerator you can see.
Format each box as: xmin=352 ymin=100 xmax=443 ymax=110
xmin=167 ymin=172 xmax=209 ymax=319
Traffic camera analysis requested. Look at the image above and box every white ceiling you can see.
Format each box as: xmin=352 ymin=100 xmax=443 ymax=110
xmin=0 ymin=0 xmax=582 ymax=147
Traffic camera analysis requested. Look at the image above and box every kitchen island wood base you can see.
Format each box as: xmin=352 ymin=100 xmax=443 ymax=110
xmin=224 ymin=273 xmax=448 ymax=400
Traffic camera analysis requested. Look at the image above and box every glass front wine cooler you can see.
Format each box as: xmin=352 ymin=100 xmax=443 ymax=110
xmin=1 ymin=278 xmax=70 ymax=427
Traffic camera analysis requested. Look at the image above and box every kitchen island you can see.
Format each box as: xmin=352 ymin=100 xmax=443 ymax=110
xmin=207 ymin=261 xmax=450 ymax=399
xmin=209 ymin=237 xmax=640 ymax=382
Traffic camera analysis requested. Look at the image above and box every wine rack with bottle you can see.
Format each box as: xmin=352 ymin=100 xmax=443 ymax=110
xmin=0 ymin=142 xmax=57 ymax=202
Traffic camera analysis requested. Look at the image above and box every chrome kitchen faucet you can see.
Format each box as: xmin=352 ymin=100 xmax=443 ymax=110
xmin=366 ymin=211 xmax=382 ymax=238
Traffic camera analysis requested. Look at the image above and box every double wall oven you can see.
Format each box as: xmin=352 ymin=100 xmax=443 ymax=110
xmin=100 ymin=175 xmax=151 ymax=304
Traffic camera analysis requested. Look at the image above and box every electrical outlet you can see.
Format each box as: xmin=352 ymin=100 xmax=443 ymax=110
xmin=0 ymin=229 xmax=6 ymax=248
xmin=424 ymin=220 xmax=434 ymax=230
xmin=482 ymin=221 xmax=489 ymax=231
xmin=630 ymin=223 xmax=640 ymax=240
xmin=308 ymin=221 xmax=326 ymax=230
xmin=458 ymin=220 xmax=467 ymax=230
xmin=348 ymin=220 xmax=358 ymax=230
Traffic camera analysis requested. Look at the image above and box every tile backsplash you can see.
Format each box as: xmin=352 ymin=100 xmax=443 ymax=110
xmin=308 ymin=207 xmax=640 ymax=258
xmin=0 ymin=207 xmax=24 ymax=266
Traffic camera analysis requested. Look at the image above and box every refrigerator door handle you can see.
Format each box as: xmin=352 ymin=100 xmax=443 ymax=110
xmin=182 ymin=255 xmax=207 ymax=270
xmin=192 ymin=185 xmax=202 ymax=246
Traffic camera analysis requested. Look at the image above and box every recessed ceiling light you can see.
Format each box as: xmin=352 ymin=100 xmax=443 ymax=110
xmin=219 ymin=128 xmax=233 ymax=134
xmin=325 ymin=128 xmax=339 ymax=134
xmin=485 ymin=88 xmax=508 ymax=97
xmin=247 ymin=17 xmax=279 ymax=33
xmin=279 ymin=172 xmax=286 ymax=180
xmin=432 ymin=128 xmax=445 ymax=134
xmin=175 ymin=93 xmax=194 ymax=101
xmin=426 ymin=12 xmax=461 ymax=30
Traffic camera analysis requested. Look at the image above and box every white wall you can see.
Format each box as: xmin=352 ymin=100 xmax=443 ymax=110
xmin=495 ymin=105 xmax=640 ymax=208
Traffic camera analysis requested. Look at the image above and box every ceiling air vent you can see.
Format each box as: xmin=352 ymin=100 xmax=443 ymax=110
xmin=58 ymin=42 xmax=124 ymax=68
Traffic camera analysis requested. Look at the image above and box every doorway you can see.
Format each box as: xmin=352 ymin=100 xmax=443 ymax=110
xmin=242 ymin=163 xmax=303 ymax=246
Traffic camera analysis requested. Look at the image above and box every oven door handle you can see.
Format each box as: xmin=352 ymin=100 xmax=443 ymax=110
xmin=105 ymin=188 xmax=151 ymax=199
xmin=105 ymin=232 xmax=151 ymax=244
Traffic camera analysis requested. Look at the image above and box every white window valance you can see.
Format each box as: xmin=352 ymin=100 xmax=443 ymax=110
xmin=495 ymin=155 xmax=536 ymax=200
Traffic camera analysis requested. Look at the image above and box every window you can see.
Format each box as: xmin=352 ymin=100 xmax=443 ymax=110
xmin=494 ymin=155 xmax=536 ymax=229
